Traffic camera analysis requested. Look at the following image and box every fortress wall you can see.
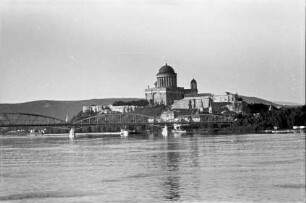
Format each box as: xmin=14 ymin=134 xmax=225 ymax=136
xmin=213 ymin=93 xmax=238 ymax=103
xmin=172 ymin=99 xmax=190 ymax=109
xmin=213 ymin=95 xmax=229 ymax=102
xmin=172 ymin=97 xmax=210 ymax=110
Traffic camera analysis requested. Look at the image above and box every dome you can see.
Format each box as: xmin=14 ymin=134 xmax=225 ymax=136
xmin=157 ymin=64 xmax=175 ymax=75
xmin=191 ymin=78 xmax=197 ymax=83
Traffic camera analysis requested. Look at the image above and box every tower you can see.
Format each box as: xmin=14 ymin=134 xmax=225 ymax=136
xmin=190 ymin=78 xmax=197 ymax=90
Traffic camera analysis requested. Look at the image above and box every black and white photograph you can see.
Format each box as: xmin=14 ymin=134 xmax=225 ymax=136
xmin=0 ymin=0 xmax=305 ymax=202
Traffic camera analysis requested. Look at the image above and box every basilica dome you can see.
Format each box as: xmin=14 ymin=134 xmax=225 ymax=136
xmin=157 ymin=64 xmax=175 ymax=75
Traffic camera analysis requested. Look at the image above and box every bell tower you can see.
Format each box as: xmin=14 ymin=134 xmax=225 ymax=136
xmin=191 ymin=78 xmax=197 ymax=90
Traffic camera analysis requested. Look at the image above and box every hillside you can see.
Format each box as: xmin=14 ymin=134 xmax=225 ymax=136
xmin=272 ymin=101 xmax=304 ymax=107
xmin=239 ymin=95 xmax=282 ymax=108
xmin=0 ymin=98 xmax=141 ymax=120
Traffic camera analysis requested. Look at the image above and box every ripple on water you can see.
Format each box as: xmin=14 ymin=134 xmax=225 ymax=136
xmin=275 ymin=184 xmax=306 ymax=189
xmin=0 ymin=133 xmax=305 ymax=202
xmin=0 ymin=191 xmax=89 ymax=201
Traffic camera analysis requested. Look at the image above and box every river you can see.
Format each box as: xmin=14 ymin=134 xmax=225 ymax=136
xmin=0 ymin=132 xmax=305 ymax=202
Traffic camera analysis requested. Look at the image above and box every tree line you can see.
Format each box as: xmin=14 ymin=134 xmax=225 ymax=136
xmin=112 ymin=100 xmax=149 ymax=106
xmin=231 ymin=104 xmax=306 ymax=132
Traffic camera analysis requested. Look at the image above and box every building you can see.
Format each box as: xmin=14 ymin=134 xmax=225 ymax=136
xmin=145 ymin=64 xmax=242 ymax=114
xmin=108 ymin=105 xmax=137 ymax=113
xmin=82 ymin=105 xmax=110 ymax=113
xmin=145 ymin=64 xmax=198 ymax=105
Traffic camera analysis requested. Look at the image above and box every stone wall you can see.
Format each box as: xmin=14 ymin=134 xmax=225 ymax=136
xmin=172 ymin=96 xmax=210 ymax=111
xmin=145 ymin=87 xmax=184 ymax=105
xmin=82 ymin=105 xmax=106 ymax=113
xmin=108 ymin=105 xmax=137 ymax=113
xmin=212 ymin=93 xmax=238 ymax=103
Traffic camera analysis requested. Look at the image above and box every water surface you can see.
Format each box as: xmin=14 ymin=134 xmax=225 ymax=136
xmin=0 ymin=133 xmax=305 ymax=202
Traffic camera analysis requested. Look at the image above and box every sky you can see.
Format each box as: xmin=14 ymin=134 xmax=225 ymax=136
xmin=0 ymin=0 xmax=305 ymax=104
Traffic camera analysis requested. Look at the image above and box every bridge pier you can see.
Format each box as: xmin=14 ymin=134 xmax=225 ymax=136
xmin=69 ymin=128 xmax=75 ymax=138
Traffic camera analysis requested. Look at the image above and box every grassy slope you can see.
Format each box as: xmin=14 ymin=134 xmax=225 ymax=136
xmin=133 ymin=105 xmax=168 ymax=117
xmin=239 ymin=95 xmax=282 ymax=107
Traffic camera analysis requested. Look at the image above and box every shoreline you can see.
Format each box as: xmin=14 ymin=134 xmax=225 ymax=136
xmin=1 ymin=128 xmax=305 ymax=138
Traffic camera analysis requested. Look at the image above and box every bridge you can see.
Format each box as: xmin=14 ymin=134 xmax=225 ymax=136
xmin=0 ymin=113 xmax=67 ymax=127
xmin=0 ymin=112 xmax=233 ymax=128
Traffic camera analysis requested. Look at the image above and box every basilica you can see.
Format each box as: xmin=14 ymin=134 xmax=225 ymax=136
xmin=145 ymin=64 xmax=198 ymax=106
xmin=145 ymin=64 xmax=242 ymax=113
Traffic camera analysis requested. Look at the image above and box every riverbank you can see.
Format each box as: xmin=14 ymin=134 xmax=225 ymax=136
xmin=2 ymin=128 xmax=305 ymax=139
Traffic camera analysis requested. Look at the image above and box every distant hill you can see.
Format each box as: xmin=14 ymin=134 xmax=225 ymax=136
xmin=239 ymin=95 xmax=283 ymax=108
xmin=0 ymin=98 xmax=141 ymax=120
xmin=272 ymin=101 xmax=304 ymax=107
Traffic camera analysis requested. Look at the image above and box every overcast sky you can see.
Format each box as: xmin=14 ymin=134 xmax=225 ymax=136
xmin=0 ymin=0 xmax=305 ymax=104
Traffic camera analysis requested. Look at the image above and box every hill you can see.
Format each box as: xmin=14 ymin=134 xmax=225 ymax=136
xmin=0 ymin=98 xmax=141 ymax=120
xmin=239 ymin=95 xmax=282 ymax=108
xmin=272 ymin=101 xmax=304 ymax=107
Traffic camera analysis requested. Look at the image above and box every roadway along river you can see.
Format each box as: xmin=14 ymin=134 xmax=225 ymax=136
xmin=0 ymin=132 xmax=305 ymax=202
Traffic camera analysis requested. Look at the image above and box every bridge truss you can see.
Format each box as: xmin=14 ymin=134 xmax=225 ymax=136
xmin=0 ymin=112 xmax=233 ymax=128
xmin=0 ymin=113 xmax=66 ymax=127
xmin=197 ymin=114 xmax=233 ymax=123
xmin=73 ymin=113 xmax=232 ymax=126
xmin=73 ymin=113 xmax=152 ymax=126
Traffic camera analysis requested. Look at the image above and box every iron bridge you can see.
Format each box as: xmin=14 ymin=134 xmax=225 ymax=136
xmin=0 ymin=112 xmax=233 ymax=128
xmin=0 ymin=113 xmax=66 ymax=127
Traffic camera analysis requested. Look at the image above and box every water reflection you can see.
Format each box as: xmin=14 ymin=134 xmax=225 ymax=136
xmin=162 ymin=138 xmax=181 ymax=201
xmin=189 ymin=136 xmax=199 ymax=168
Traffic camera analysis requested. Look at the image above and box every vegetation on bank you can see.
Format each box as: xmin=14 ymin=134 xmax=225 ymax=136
xmin=112 ymin=100 xmax=149 ymax=106
xmin=70 ymin=110 xmax=99 ymax=123
xmin=133 ymin=105 xmax=168 ymax=117
xmin=69 ymin=102 xmax=305 ymax=133
xmin=231 ymin=104 xmax=306 ymax=132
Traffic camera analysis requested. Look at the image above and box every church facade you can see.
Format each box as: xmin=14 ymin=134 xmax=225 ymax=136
xmin=145 ymin=64 xmax=198 ymax=105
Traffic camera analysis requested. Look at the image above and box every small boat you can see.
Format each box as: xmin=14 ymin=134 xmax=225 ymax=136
xmin=69 ymin=128 xmax=75 ymax=138
xmin=172 ymin=124 xmax=187 ymax=133
xmin=162 ymin=125 xmax=169 ymax=136
xmin=120 ymin=129 xmax=130 ymax=137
